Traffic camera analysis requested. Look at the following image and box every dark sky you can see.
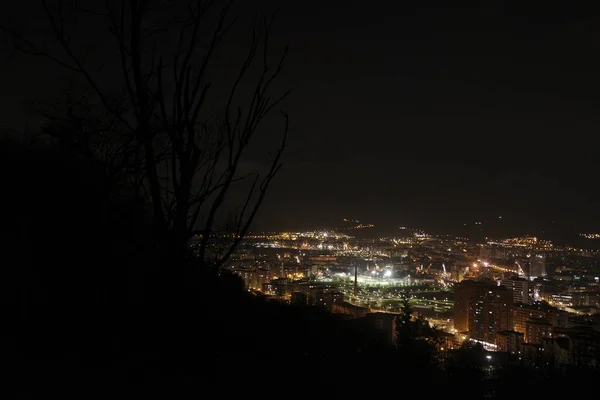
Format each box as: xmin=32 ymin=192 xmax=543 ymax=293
xmin=2 ymin=1 xmax=600 ymax=237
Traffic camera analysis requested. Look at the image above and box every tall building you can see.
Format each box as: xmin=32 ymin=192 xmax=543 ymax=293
xmin=525 ymin=318 xmax=552 ymax=344
xmin=496 ymin=330 xmax=524 ymax=354
xmin=500 ymin=278 xmax=532 ymax=304
xmin=512 ymin=303 xmax=548 ymax=336
xmin=454 ymin=280 xmax=513 ymax=344
xmin=315 ymin=289 xmax=344 ymax=312
xmin=529 ymin=253 xmax=546 ymax=280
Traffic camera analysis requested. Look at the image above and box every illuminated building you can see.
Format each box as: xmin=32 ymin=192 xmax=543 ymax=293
xmin=512 ymin=303 xmax=547 ymax=337
xmin=500 ymin=278 xmax=532 ymax=304
xmin=529 ymin=253 xmax=546 ymax=280
xmin=454 ymin=280 xmax=513 ymax=345
xmin=549 ymin=292 xmax=597 ymax=308
xmin=263 ymin=278 xmax=291 ymax=297
xmin=496 ymin=330 xmax=524 ymax=354
xmin=316 ymin=289 xmax=344 ymax=312
xmin=525 ymin=317 xmax=552 ymax=344
xmin=232 ymin=267 xmax=271 ymax=290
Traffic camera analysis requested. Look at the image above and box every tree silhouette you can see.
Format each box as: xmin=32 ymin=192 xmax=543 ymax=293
xmin=395 ymin=294 xmax=414 ymax=342
xmin=393 ymin=293 xmax=442 ymax=376
xmin=3 ymin=0 xmax=289 ymax=269
xmin=395 ymin=293 xmax=438 ymax=344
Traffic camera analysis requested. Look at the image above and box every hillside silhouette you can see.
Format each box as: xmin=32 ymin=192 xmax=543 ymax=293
xmin=0 ymin=135 xmax=407 ymax=396
xmin=2 ymin=135 xmax=596 ymax=398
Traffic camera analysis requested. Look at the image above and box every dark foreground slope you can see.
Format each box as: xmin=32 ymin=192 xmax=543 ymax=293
xmin=2 ymin=137 xmax=598 ymax=398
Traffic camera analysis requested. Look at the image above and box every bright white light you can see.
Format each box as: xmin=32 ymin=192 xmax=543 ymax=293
xmin=384 ymin=270 xmax=392 ymax=277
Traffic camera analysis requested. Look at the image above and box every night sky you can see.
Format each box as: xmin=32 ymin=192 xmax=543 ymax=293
xmin=2 ymin=1 xmax=600 ymax=237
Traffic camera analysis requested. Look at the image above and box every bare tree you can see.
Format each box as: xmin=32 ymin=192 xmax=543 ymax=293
xmin=2 ymin=0 xmax=290 ymax=268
